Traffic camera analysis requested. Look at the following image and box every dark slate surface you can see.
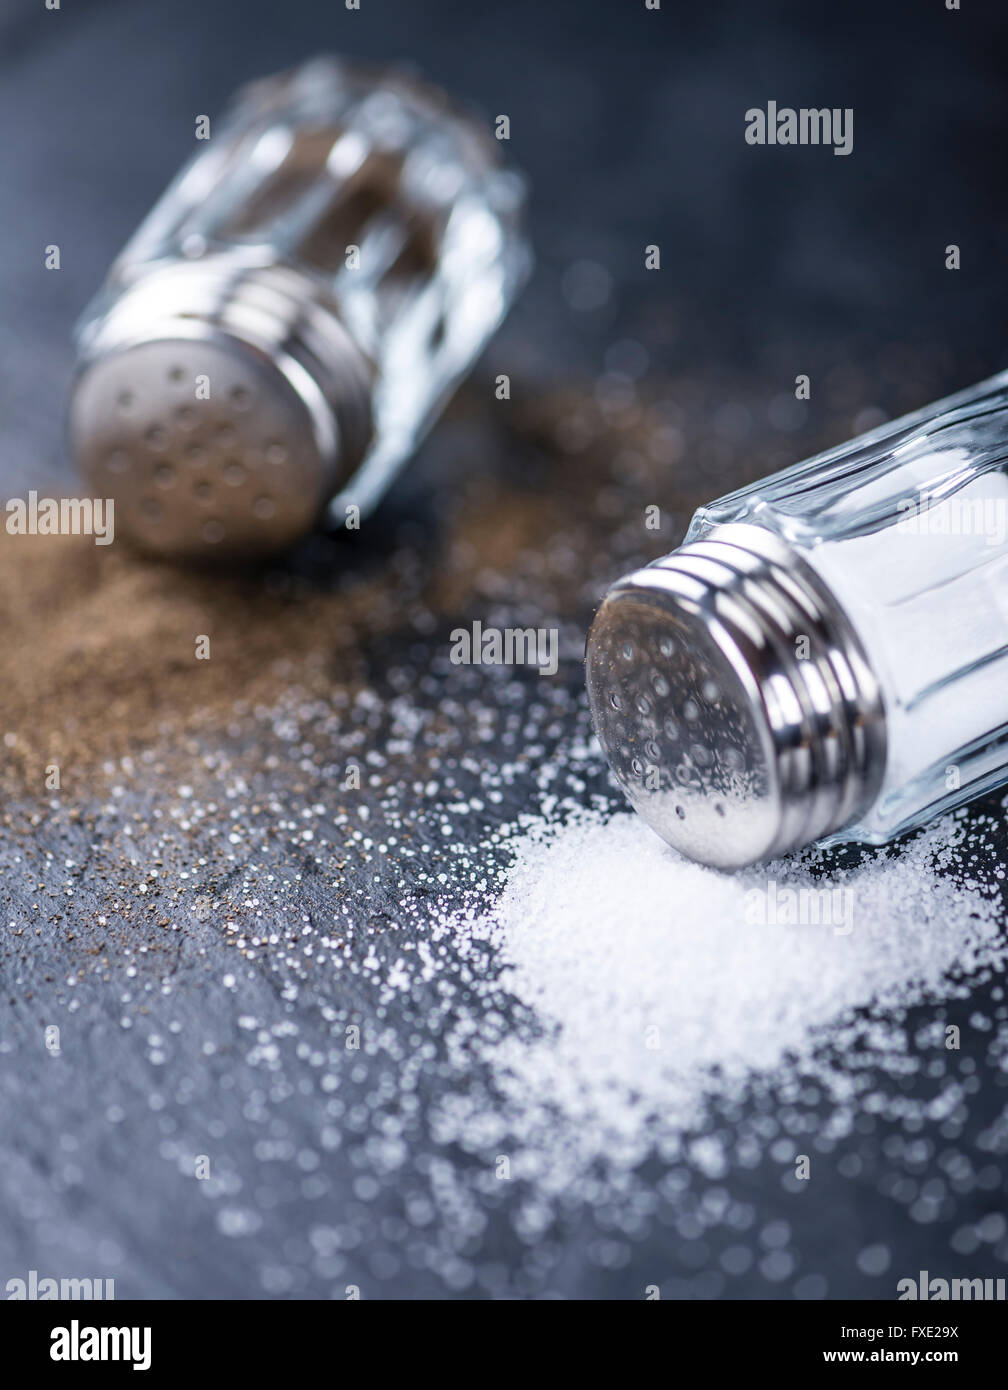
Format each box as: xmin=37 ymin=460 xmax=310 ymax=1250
xmin=1 ymin=0 xmax=1007 ymax=1299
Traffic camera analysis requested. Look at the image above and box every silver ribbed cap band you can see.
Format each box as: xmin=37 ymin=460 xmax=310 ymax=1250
xmin=69 ymin=255 xmax=375 ymax=558
xmin=585 ymin=523 xmax=887 ymax=868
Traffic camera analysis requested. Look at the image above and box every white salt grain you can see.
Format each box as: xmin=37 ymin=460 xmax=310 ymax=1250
xmin=436 ymin=809 xmax=1005 ymax=1198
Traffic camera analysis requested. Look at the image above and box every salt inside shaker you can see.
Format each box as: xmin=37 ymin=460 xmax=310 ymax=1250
xmin=69 ymin=57 xmax=530 ymax=557
xmin=586 ymin=370 xmax=1008 ymax=867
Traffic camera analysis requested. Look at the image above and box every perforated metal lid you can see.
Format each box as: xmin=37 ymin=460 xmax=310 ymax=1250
xmin=69 ymin=257 xmax=375 ymax=559
xmin=585 ymin=525 xmax=887 ymax=868
xmin=71 ymin=335 xmax=329 ymax=558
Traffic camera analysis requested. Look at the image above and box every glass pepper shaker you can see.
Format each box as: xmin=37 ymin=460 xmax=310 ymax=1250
xmin=586 ymin=370 xmax=1008 ymax=867
xmin=68 ymin=56 xmax=530 ymax=557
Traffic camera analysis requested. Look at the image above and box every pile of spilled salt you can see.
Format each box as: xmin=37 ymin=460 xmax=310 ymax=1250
xmin=434 ymin=808 xmax=1006 ymax=1197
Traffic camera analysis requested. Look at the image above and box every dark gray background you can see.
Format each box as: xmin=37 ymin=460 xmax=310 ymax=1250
xmin=3 ymin=0 xmax=1007 ymax=482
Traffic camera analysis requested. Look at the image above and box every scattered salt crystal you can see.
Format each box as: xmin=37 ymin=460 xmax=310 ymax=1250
xmin=433 ymin=809 xmax=1006 ymax=1201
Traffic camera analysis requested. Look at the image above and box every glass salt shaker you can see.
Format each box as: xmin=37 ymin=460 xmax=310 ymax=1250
xmin=69 ymin=56 xmax=530 ymax=557
xmin=586 ymin=370 xmax=1008 ymax=867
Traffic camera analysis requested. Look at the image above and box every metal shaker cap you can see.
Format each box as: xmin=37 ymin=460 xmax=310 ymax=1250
xmin=585 ymin=524 xmax=887 ymax=868
xmin=69 ymin=258 xmax=375 ymax=559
